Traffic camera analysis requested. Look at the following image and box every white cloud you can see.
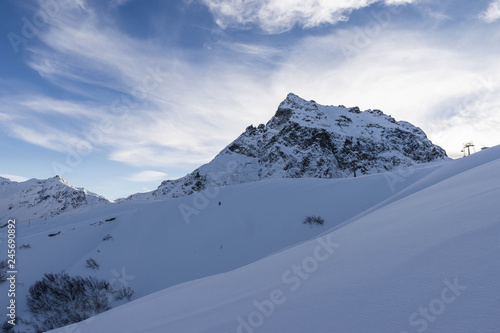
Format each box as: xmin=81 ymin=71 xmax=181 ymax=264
xmin=5 ymin=123 xmax=87 ymax=153
xmin=16 ymin=97 xmax=102 ymax=119
xmin=217 ymin=42 xmax=284 ymax=62
xmin=108 ymin=145 xmax=214 ymax=168
xmin=480 ymin=0 xmax=500 ymax=22
xmin=0 ymin=94 xmax=111 ymax=154
xmin=0 ymin=174 xmax=29 ymax=182
xmin=108 ymin=0 xmax=134 ymax=9
xmin=126 ymin=171 xmax=168 ymax=182
xmin=3 ymin=2 xmax=279 ymax=168
xmin=6 ymin=0 xmax=500 ymax=172
xmin=200 ymin=0 xmax=416 ymax=33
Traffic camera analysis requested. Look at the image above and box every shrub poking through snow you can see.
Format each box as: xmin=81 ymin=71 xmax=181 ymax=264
xmin=114 ymin=286 xmax=134 ymax=301
xmin=27 ymin=272 xmax=134 ymax=332
xmin=102 ymin=234 xmax=112 ymax=241
xmin=303 ymin=215 xmax=325 ymax=225
xmin=85 ymin=257 xmax=99 ymax=270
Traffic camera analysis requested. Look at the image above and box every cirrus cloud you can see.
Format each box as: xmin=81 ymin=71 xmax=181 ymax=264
xmin=199 ymin=0 xmax=417 ymax=33
xmin=0 ymin=174 xmax=29 ymax=182
xmin=126 ymin=171 xmax=168 ymax=182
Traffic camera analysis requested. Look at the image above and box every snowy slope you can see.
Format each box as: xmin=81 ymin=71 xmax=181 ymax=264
xmin=126 ymin=93 xmax=447 ymax=201
xmin=51 ymin=146 xmax=500 ymax=333
xmin=1 ymin=159 xmax=443 ymax=332
xmin=0 ymin=176 xmax=111 ymax=222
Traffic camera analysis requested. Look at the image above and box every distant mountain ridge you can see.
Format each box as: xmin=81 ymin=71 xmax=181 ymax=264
xmin=0 ymin=175 xmax=111 ymax=222
xmin=126 ymin=93 xmax=448 ymax=200
xmin=1 ymin=93 xmax=448 ymax=211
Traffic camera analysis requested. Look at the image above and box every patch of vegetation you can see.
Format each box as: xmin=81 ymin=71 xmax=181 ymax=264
xmin=85 ymin=258 xmax=99 ymax=270
xmin=1 ymin=320 xmax=15 ymax=332
xmin=113 ymin=287 xmax=134 ymax=301
xmin=27 ymin=272 xmax=133 ymax=332
xmin=303 ymin=215 xmax=325 ymax=226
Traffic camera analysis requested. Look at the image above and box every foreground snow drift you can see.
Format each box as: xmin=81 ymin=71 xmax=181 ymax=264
xmin=1 ymin=159 xmax=438 ymax=331
xmin=52 ymin=146 xmax=500 ymax=333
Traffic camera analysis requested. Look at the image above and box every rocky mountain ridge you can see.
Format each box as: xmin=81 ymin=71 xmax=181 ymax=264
xmin=126 ymin=93 xmax=447 ymax=200
xmin=0 ymin=175 xmax=111 ymax=222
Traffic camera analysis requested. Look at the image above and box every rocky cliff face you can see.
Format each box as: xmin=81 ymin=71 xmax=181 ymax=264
xmin=0 ymin=176 xmax=111 ymax=222
xmin=127 ymin=93 xmax=448 ymax=200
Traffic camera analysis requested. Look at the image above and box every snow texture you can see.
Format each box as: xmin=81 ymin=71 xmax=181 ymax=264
xmin=47 ymin=145 xmax=500 ymax=333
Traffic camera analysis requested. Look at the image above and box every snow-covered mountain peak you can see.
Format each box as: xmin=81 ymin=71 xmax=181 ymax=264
xmin=269 ymin=93 xmax=402 ymax=133
xmin=126 ymin=94 xmax=448 ymax=201
xmin=51 ymin=174 xmax=67 ymax=183
xmin=268 ymin=93 xmax=323 ymax=130
xmin=277 ymin=92 xmax=313 ymax=109
xmin=0 ymin=176 xmax=112 ymax=222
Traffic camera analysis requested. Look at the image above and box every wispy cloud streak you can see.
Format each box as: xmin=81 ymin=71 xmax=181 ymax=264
xmin=200 ymin=0 xmax=417 ymax=33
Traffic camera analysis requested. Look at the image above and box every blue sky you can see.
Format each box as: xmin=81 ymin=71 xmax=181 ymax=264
xmin=1 ymin=0 xmax=499 ymax=199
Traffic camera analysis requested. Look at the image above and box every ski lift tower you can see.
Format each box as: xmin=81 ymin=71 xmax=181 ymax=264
xmin=462 ymin=142 xmax=476 ymax=157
